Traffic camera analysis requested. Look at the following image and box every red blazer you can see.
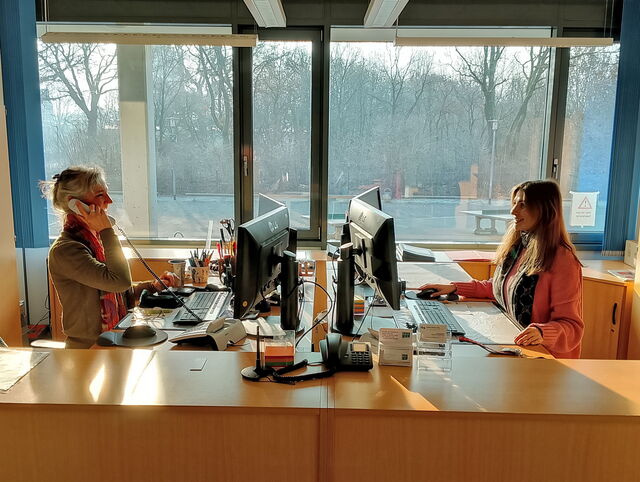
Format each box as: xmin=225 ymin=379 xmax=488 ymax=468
xmin=454 ymin=246 xmax=584 ymax=359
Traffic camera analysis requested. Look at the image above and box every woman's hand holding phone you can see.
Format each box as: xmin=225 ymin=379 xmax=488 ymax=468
xmin=69 ymin=199 xmax=112 ymax=233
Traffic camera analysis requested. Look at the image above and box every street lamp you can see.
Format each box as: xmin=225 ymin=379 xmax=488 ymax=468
xmin=488 ymin=119 xmax=498 ymax=205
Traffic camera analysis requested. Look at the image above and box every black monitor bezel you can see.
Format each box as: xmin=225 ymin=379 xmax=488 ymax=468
xmin=233 ymin=206 xmax=290 ymax=319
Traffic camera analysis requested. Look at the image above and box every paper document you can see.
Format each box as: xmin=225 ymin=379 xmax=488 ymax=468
xmin=448 ymin=303 xmax=521 ymax=345
xmin=0 ymin=349 xmax=49 ymax=392
xmin=607 ymin=269 xmax=635 ymax=281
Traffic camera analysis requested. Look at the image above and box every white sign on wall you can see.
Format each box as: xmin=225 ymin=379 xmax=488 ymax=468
xmin=570 ymin=191 xmax=598 ymax=227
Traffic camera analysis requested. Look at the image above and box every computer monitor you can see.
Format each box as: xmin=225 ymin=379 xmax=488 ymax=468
xmin=233 ymin=206 xmax=299 ymax=331
xmin=257 ymin=193 xmax=298 ymax=253
xmin=257 ymin=193 xmax=284 ymax=216
xmin=352 ymin=186 xmax=382 ymax=211
xmin=349 ymin=198 xmax=400 ymax=309
xmin=334 ymin=198 xmax=401 ymax=335
xmin=341 ymin=186 xmax=382 ymax=245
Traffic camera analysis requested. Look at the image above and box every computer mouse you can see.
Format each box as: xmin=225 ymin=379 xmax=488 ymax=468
xmin=417 ymin=288 xmax=439 ymax=300
xmin=123 ymin=324 xmax=157 ymax=339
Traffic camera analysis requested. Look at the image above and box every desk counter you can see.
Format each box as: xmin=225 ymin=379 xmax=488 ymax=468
xmin=2 ymin=349 xmax=640 ymax=482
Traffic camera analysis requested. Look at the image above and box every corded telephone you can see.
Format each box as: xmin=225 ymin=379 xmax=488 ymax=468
xmin=320 ymin=333 xmax=373 ymax=371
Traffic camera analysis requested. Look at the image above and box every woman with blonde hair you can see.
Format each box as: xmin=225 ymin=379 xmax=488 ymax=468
xmin=420 ymin=180 xmax=583 ymax=358
xmin=42 ymin=166 xmax=178 ymax=348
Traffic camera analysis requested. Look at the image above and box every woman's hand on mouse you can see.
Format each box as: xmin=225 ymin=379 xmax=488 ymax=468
xmin=417 ymin=283 xmax=457 ymax=297
xmin=514 ymin=326 xmax=544 ymax=346
xmin=152 ymin=271 xmax=180 ymax=291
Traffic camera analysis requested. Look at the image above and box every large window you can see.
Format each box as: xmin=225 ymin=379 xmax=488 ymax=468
xmin=37 ymin=32 xmax=622 ymax=247
xmin=39 ymin=42 xmax=122 ymax=236
xmin=38 ymin=41 xmax=234 ymax=239
xmin=328 ymin=43 xmax=551 ymax=242
xmin=151 ymin=45 xmax=234 ymax=238
xmin=252 ymin=40 xmax=312 ymax=231
xmin=559 ymin=45 xmax=620 ymax=235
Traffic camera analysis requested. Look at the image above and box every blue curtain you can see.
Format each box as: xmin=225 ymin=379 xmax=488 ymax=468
xmin=0 ymin=0 xmax=48 ymax=248
xmin=602 ymin=1 xmax=640 ymax=255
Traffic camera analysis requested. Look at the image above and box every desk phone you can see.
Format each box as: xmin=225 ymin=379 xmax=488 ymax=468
xmin=321 ymin=333 xmax=373 ymax=371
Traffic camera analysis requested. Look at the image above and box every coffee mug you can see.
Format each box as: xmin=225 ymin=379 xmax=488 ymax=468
xmin=168 ymin=259 xmax=186 ymax=287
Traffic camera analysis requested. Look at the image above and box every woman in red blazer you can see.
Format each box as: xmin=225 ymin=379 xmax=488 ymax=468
xmin=421 ymin=180 xmax=584 ymax=358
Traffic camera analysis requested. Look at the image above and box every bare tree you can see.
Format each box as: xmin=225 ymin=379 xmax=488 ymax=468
xmin=505 ymin=47 xmax=550 ymax=159
xmin=454 ymin=46 xmax=507 ymax=149
xmin=38 ymin=43 xmax=118 ymax=140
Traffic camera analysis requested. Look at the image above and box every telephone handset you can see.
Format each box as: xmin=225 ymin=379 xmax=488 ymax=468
xmin=68 ymin=199 xmax=115 ymax=226
xmin=320 ymin=333 xmax=373 ymax=371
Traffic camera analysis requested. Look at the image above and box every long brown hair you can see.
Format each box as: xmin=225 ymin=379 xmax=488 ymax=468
xmin=495 ymin=180 xmax=579 ymax=274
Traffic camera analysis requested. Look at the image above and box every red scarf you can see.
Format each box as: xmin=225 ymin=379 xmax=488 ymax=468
xmin=64 ymin=215 xmax=128 ymax=331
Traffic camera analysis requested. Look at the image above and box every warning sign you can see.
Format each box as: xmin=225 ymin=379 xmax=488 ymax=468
xmin=570 ymin=191 xmax=598 ymax=227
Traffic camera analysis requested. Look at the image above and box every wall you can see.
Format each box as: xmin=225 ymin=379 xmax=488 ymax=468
xmin=0 ymin=55 xmax=24 ymax=346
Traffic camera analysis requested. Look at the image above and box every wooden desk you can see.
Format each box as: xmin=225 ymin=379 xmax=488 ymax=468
xmin=2 ymin=350 xmax=640 ymax=482
xmin=1 ymin=350 xmax=326 ymax=482
xmin=328 ymin=357 xmax=640 ymax=482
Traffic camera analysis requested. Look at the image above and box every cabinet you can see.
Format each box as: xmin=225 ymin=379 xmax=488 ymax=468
xmin=581 ymin=279 xmax=627 ymax=359
xmin=581 ymin=261 xmax=633 ymax=360
xmin=458 ymin=262 xmax=491 ymax=281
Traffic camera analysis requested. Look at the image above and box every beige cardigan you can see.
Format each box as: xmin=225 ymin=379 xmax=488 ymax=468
xmin=48 ymin=228 xmax=154 ymax=344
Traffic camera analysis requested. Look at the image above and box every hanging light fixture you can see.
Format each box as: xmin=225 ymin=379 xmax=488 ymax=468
xmin=38 ymin=24 xmax=257 ymax=47
xmin=394 ymin=36 xmax=613 ymax=47
xmin=393 ymin=0 xmax=615 ymax=47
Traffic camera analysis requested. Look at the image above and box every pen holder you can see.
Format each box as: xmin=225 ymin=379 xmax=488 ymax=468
xmin=191 ymin=266 xmax=209 ymax=285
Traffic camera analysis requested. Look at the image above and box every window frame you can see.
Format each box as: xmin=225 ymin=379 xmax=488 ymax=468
xmin=36 ymin=25 xmax=622 ymax=250
xmin=236 ymin=27 xmax=325 ymax=245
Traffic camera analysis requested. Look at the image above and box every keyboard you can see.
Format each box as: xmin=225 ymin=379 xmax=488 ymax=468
xmin=173 ymin=291 xmax=230 ymax=325
xmin=405 ymin=300 xmax=465 ymax=336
